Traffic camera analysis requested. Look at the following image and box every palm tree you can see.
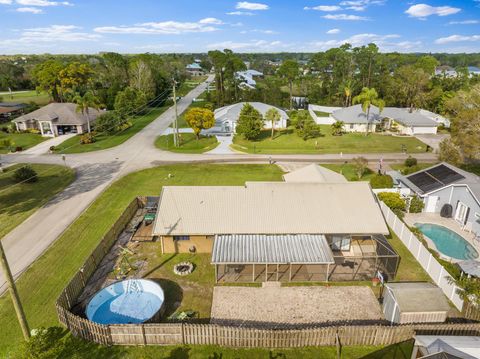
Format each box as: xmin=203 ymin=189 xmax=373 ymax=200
xmin=265 ymin=108 xmax=281 ymax=139
xmin=343 ymin=80 xmax=352 ymax=107
xmin=73 ymin=91 xmax=102 ymax=133
xmin=353 ymin=87 xmax=385 ymax=136
xmin=331 ymin=121 xmax=344 ymax=136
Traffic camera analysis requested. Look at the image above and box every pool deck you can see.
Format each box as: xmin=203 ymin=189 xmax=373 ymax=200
xmin=404 ymin=213 xmax=479 ymax=263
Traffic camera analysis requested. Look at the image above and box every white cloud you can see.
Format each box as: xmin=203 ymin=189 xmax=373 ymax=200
xmin=134 ymin=43 xmax=184 ymax=51
xmin=94 ymin=19 xmax=221 ymax=35
xmin=207 ymin=39 xmax=290 ymax=52
xmin=235 ymin=1 xmax=268 ymax=10
xmin=16 ymin=6 xmax=43 ymax=12
xmin=326 ymin=28 xmax=341 ymax=34
xmin=448 ymin=20 xmax=478 ymax=25
xmin=16 ymin=0 xmax=72 ymax=6
xmin=435 ymin=34 xmax=480 ymax=44
xmin=241 ymin=29 xmax=278 ymax=34
xmin=0 ymin=0 xmax=13 ymax=4
xmin=226 ymin=11 xmax=254 ymax=16
xmin=339 ymin=0 xmax=385 ymax=11
xmin=323 ymin=14 xmax=368 ymax=20
xmin=309 ymin=33 xmax=414 ymax=52
xmin=405 ymin=4 xmax=461 ymax=19
xmin=304 ymin=5 xmax=342 ymax=11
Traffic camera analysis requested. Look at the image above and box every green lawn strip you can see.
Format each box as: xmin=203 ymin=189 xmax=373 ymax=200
xmin=390 ymin=163 xmax=438 ymax=174
xmin=54 ymin=107 xmax=167 ymax=154
xmin=321 ymin=163 xmax=376 ymax=182
xmin=314 ymin=111 xmax=331 ymax=117
xmin=155 ymin=133 xmax=218 ymax=153
xmin=0 ymin=164 xmax=76 ymax=239
xmin=386 ymin=229 xmax=431 ymax=282
xmin=0 ymin=164 xmax=283 ymax=356
xmin=0 ymin=132 xmax=47 ymax=154
xmin=0 ymin=90 xmax=50 ymax=105
xmin=232 ymin=127 xmax=427 ymax=154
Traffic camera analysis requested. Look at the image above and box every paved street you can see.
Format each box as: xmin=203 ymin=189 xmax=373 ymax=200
xmin=0 ymin=75 xmax=438 ymax=292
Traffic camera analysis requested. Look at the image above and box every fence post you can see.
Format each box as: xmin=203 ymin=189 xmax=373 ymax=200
xmin=181 ymin=322 xmax=185 ymax=345
xmin=400 ymin=224 xmax=405 ymax=240
xmin=392 ymin=215 xmax=397 ymax=229
xmin=437 ymin=267 xmax=444 ymax=284
xmin=426 ymin=253 xmax=432 ymax=272
xmin=417 ymin=242 xmax=422 ymax=259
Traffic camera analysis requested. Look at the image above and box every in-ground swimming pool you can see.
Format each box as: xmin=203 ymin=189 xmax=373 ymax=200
xmin=415 ymin=223 xmax=479 ymax=261
xmin=86 ymin=279 xmax=164 ymax=325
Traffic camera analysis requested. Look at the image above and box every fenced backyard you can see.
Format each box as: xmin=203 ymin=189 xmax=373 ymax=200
xmin=55 ymin=197 xmax=480 ymax=348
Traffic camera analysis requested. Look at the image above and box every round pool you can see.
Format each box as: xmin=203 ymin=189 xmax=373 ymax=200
xmin=415 ymin=223 xmax=479 ymax=261
xmin=86 ymin=279 xmax=164 ymax=325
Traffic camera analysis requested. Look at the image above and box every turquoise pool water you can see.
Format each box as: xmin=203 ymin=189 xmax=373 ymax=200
xmin=415 ymin=223 xmax=479 ymax=260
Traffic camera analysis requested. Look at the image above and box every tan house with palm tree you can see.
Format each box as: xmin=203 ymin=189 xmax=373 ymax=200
xmin=13 ymin=103 xmax=102 ymax=137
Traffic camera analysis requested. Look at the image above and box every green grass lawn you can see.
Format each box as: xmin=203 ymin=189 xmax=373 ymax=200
xmin=0 ymin=164 xmax=283 ymax=356
xmin=0 ymin=90 xmax=50 ymax=105
xmin=0 ymin=164 xmax=76 ymax=239
xmin=155 ymin=133 xmax=218 ymax=153
xmin=232 ymin=127 xmax=428 ymax=154
xmin=170 ymin=91 xmax=214 ymax=129
xmin=322 ymin=163 xmax=376 ymax=182
xmin=314 ymin=111 xmax=331 ymax=117
xmin=176 ymin=76 xmax=208 ymax=97
xmin=54 ymin=107 xmax=167 ymax=154
xmin=0 ymin=131 xmax=47 ymax=154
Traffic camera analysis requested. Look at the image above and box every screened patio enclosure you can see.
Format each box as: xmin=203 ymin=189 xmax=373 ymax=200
xmin=212 ymin=234 xmax=399 ymax=283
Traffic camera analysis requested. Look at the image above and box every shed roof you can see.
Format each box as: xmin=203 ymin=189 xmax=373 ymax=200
xmin=212 ymin=234 xmax=334 ymax=264
xmin=283 ymin=164 xmax=347 ymax=183
xmin=386 ymin=282 xmax=450 ymax=313
xmin=13 ymin=103 xmax=101 ymax=125
xmin=153 ymin=182 xmax=389 ymax=236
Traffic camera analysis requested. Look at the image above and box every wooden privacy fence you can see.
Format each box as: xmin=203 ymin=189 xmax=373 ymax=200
xmin=55 ymin=197 xmax=480 ymax=348
xmin=379 ymin=202 xmax=465 ymax=310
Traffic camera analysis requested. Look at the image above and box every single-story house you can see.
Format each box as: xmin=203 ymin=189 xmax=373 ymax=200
xmin=0 ymin=102 xmax=25 ymax=121
xmin=398 ymin=163 xmax=480 ymax=235
xmin=382 ymin=282 xmax=450 ymax=324
xmin=283 ymin=163 xmax=347 ymax=183
xmin=13 ymin=102 xmax=101 ymax=137
xmin=412 ymin=335 xmax=480 ymax=359
xmin=435 ymin=66 xmax=458 ymax=78
xmin=330 ymin=105 xmax=439 ymax=135
xmin=236 ymin=69 xmax=263 ymax=89
xmin=209 ymin=102 xmax=288 ymax=135
xmin=468 ymin=66 xmax=480 ymax=77
xmin=152 ymin=179 xmax=399 ymax=283
xmin=186 ymin=63 xmax=205 ymax=76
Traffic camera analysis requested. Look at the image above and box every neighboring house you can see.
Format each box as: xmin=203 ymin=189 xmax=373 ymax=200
xmin=209 ymin=102 xmax=288 ymax=135
xmin=152 ymin=177 xmax=399 ymax=283
xmin=13 ymin=102 xmax=101 ymax=137
xmin=468 ymin=66 xmax=480 ymax=77
xmin=186 ymin=63 xmax=205 ymax=76
xmin=435 ymin=66 xmax=458 ymax=78
xmin=235 ymin=69 xmax=264 ymax=89
xmin=283 ymin=163 xmax=347 ymax=183
xmin=412 ymin=335 xmax=480 ymax=359
xmin=398 ymin=163 xmax=480 ymax=235
xmin=417 ymin=109 xmax=451 ymax=128
xmin=330 ymin=104 xmax=439 ymax=134
xmin=0 ymin=102 xmax=25 ymax=122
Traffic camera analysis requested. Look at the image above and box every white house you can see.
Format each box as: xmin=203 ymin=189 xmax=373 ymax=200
xmin=208 ymin=102 xmax=288 ymax=135
xmin=381 ymin=107 xmax=439 ymax=135
xmin=330 ymin=104 xmax=383 ymax=133
xmin=235 ymin=70 xmax=264 ymax=89
xmin=13 ymin=103 xmax=101 ymax=137
xmin=186 ymin=63 xmax=205 ymax=76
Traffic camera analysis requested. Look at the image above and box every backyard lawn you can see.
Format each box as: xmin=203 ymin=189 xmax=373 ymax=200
xmin=0 ymin=131 xmax=46 ymax=154
xmin=0 ymin=90 xmax=50 ymax=105
xmin=54 ymin=107 xmax=167 ymax=154
xmin=0 ymin=164 xmax=283 ymax=356
xmin=0 ymin=164 xmax=76 ymax=239
xmin=155 ymin=133 xmax=218 ymax=153
xmin=232 ymin=127 xmax=428 ymax=154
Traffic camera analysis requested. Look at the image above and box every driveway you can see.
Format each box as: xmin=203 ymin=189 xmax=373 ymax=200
xmin=22 ymin=134 xmax=76 ymax=155
xmin=205 ymin=135 xmax=235 ymax=155
xmin=415 ymin=134 xmax=450 ymax=153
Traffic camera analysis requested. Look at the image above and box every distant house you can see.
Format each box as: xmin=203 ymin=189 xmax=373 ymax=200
xmin=330 ymin=104 xmax=439 ymax=135
xmin=236 ymin=69 xmax=264 ymax=89
xmin=209 ymin=102 xmax=288 ymax=135
xmin=435 ymin=66 xmax=458 ymax=78
xmin=398 ymin=163 xmax=480 ymax=235
xmin=186 ymin=63 xmax=205 ymax=76
xmin=13 ymin=102 xmax=101 ymax=137
xmin=468 ymin=66 xmax=480 ymax=77
xmin=0 ymin=102 xmax=25 ymax=122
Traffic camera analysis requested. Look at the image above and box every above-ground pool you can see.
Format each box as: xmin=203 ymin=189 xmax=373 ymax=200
xmin=415 ymin=223 xmax=479 ymax=261
xmin=86 ymin=279 xmax=164 ymax=325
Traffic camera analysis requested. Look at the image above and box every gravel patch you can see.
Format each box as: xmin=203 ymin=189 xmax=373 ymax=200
xmin=211 ymin=286 xmax=384 ymax=327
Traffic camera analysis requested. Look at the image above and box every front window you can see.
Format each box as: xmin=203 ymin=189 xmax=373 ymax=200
xmin=173 ymin=235 xmax=190 ymax=241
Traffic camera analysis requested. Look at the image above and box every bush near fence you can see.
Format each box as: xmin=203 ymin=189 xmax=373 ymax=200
xmin=55 ymin=198 xmax=480 ymax=348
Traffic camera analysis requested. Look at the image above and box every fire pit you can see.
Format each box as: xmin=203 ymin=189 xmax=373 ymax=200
xmin=173 ymin=262 xmax=194 ymax=276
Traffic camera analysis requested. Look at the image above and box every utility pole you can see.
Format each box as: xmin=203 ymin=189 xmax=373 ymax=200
xmin=0 ymin=241 xmax=30 ymax=340
xmin=172 ymin=78 xmax=179 ymax=147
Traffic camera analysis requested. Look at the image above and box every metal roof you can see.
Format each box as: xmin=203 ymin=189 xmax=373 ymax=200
xmin=211 ymin=234 xmax=334 ymax=264
xmin=416 ymin=336 xmax=480 ymax=359
xmin=331 ymin=104 xmax=382 ymax=124
xmin=283 ymin=164 xmax=347 ymax=183
xmin=213 ymin=102 xmax=289 ymax=124
xmin=386 ymin=282 xmax=450 ymax=313
xmin=153 ymin=182 xmax=389 ymax=236
xmin=383 ymin=107 xmax=438 ymax=127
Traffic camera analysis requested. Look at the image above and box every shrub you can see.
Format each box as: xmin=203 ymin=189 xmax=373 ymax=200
xmin=378 ymin=192 xmax=406 ymax=211
xmin=80 ymin=132 xmax=96 ymax=144
xmin=49 ymin=146 xmax=56 ymax=152
xmin=294 ymin=111 xmax=322 ymax=140
xmin=236 ymin=103 xmax=264 ymax=140
xmin=352 ymin=157 xmax=369 ymax=180
xmin=401 ymin=165 xmax=421 ymax=175
xmin=409 ymin=195 xmax=425 ymax=213
xmin=14 ymin=165 xmax=38 ymax=183
xmin=1 ymin=138 xmax=14 ymax=150
xmin=370 ymin=174 xmax=393 ymax=189
xmin=393 ymin=208 xmax=405 ymax=219
xmin=405 ymin=156 xmax=418 ymax=167
xmin=95 ymin=112 xmax=123 ymax=134
xmin=15 ymin=146 xmax=23 ymax=152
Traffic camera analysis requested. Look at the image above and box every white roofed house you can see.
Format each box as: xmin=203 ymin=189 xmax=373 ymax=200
xmin=235 ymin=69 xmax=264 ymax=89
xmin=331 ymin=104 xmax=383 ymax=133
xmin=12 ymin=103 xmax=101 ymax=137
xmin=152 ymin=170 xmax=399 ymax=283
xmin=208 ymin=102 xmax=288 ymax=135
xmin=186 ymin=63 xmax=205 ymax=76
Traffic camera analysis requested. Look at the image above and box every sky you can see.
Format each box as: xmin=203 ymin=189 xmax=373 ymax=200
xmin=0 ymin=0 xmax=480 ymax=54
